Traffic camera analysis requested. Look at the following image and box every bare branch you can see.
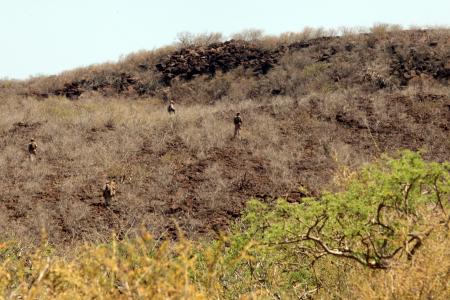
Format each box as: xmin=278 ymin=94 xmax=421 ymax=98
xmin=374 ymin=202 xmax=395 ymax=234
xmin=433 ymin=176 xmax=447 ymax=216
xmin=403 ymin=181 xmax=413 ymax=214
xmin=406 ymin=228 xmax=433 ymax=260
xmin=304 ymin=234 xmax=385 ymax=268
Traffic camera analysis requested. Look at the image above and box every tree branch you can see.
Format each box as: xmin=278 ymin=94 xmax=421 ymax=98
xmin=374 ymin=202 xmax=395 ymax=234
xmin=433 ymin=176 xmax=447 ymax=216
xmin=406 ymin=228 xmax=433 ymax=260
xmin=304 ymin=234 xmax=385 ymax=268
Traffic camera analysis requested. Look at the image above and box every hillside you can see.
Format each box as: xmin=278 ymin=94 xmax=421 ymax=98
xmin=0 ymin=28 xmax=449 ymax=246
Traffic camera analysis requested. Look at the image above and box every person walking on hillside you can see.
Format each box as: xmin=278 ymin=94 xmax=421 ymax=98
xmin=102 ymin=179 xmax=117 ymax=207
xmin=28 ymin=138 xmax=37 ymax=161
xmin=233 ymin=112 xmax=242 ymax=139
xmin=167 ymin=101 xmax=176 ymax=115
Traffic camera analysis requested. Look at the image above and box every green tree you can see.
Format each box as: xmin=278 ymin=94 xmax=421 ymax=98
xmin=216 ymin=151 xmax=449 ymax=297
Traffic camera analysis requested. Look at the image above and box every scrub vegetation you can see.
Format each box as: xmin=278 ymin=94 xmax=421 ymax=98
xmin=1 ymin=152 xmax=449 ymax=299
xmin=0 ymin=25 xmax=449 ymax=299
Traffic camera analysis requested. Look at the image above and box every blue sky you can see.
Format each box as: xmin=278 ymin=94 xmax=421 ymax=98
xmin=1 ymin=0 xmax=449 ymax=79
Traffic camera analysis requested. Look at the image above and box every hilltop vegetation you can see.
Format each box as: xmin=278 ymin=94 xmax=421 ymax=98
xmin=2 ymin=26 xmax=450 ymax=102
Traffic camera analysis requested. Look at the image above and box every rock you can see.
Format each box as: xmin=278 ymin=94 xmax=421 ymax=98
xmin=390 ymin=47 xmax=450 ymax=85
xmin=154 ymin=40 xmax=280 ymax=85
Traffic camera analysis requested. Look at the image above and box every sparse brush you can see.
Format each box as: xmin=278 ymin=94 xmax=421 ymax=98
xmin=1 ymin=152 xmax=448 ymax=299
xmin=0 ymin=29 xmax=449 ymax=299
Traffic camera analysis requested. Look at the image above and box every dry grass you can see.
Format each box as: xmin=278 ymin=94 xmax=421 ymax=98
xmin=0 ymin=27 xmax=449 ymax=248
xmin=0 ymin=28 xmax=449 ymax=300
xmin=0 ymin=155 xmax=448 ymax=299
xmin=2 ymin=27 xmax=448 ymax=104
xmin=0 ymin=95 xmax=326 ymax=244
xmin=320 ymin=219 xmax=450 ymax=300
xmin=1 ymin=81 xmax=448 ymax=246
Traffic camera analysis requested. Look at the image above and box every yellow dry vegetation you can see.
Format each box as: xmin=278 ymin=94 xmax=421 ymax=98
xmin=0 ymin=221 xmax=448 ymax=299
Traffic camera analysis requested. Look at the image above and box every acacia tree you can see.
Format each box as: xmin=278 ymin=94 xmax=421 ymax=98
xmin=217 ymin=151 xmax=449 ymax=297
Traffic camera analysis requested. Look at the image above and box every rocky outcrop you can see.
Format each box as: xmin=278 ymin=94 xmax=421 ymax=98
xmin=25 ymin=31 xmax=449 ymax=100
xmin=53 ymin=73 xmax=138 ymax=99
xmin=154 ymin=37 xmax=338 ymax=85
xmin=155 ymin=40 xmax=281 ymax=85
xmin=390 ymin=43 xmax=450 ymax=85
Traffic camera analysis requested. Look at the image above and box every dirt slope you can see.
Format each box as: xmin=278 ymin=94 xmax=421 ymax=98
xmin=0 ymin=29 xmax=449 ymax=246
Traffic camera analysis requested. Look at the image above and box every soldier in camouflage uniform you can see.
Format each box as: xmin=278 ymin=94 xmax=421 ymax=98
xmin=102 ymin=179 xmax=117 ymax=207
xmin=28 ymin=138 xmax=37 ymax=161
xmin=233 ymin=113 xmax=242 ymax=139
xmin=167 ymin=101 xmax=176 ymax=115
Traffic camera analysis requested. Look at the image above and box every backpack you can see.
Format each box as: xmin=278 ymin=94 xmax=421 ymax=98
xmin=28 ymin=142 xmax=37 ymax=152
xmin=103 ymin=183 xmax=113 ymax=197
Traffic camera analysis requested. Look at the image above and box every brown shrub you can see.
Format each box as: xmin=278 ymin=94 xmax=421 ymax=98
xmin=0 ymin=28 xmax=449 ymax=246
